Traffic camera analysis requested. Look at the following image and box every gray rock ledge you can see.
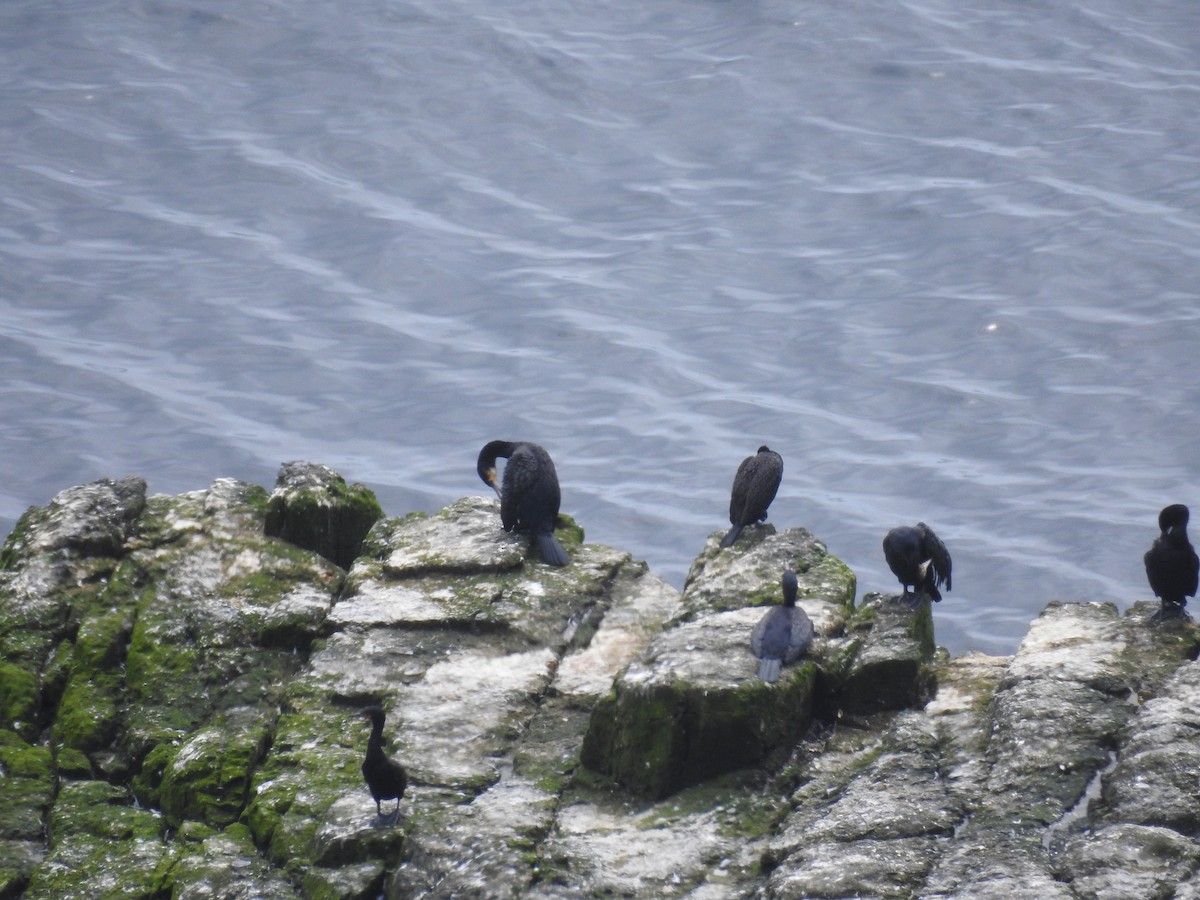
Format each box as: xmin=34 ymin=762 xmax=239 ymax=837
xmin=0 ymin=463 xmax=1196 ymax=899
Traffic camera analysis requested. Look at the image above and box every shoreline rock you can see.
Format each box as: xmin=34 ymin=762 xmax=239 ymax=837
xmin=0 ymin=463 xmax=1197 ymax=898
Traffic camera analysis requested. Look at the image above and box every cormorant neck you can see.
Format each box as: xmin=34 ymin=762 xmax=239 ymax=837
xmin=781 ymin=571 xmax=798 ymax=607
xmin=478 ymin=440 xmax=516 ymax=485
xmin=480 ymin=441 xmax=515 ymax=466
xmin=367 ymin=716 xmax=386 ymax=753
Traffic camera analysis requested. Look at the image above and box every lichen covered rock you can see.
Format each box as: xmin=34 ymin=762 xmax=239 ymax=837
xmin=3 ymin=466 xmax=1199 ymax=899
xmin=581 ymin=527 xmax=865 ymax=799
xmin=264 ymin=460 xmax=383 ymax=570
xmin=581 ymin=608 xmax=818 ymax=798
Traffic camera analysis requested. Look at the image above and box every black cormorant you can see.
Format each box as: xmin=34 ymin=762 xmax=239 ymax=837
xmin=883 ymin=522 xmax=952 ymax=605
xmin=751 ymin=569 xmax=814 ymax=683
xmin=361 ymin=705 xmax=407 ymax=821
xmin=720 ymin=446 xmax=783 ymax=549
xmin=1144 ymin=504 xmax=1198 ymax=622
xmin=477 ymin=440 xmax=569 ymax=566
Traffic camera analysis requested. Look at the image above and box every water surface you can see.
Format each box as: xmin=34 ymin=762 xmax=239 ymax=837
xmin=3 ymin=0 xmax=1199 ymax=654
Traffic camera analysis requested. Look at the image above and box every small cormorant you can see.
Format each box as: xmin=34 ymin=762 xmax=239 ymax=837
xmin=361 ymin=705 xmax=407 ymax=821
xmin=720 ymin=446 xmax=783 ymax=549
xmin=477 ymin=440 xmax=569 ymax=566
xmin=1144 ymin=504 xmax=1198 ymax=622
xmin=751 ymin=570 xmax=814 ymax=684
xmin=883 ymin=522 xmax=952 ymax=605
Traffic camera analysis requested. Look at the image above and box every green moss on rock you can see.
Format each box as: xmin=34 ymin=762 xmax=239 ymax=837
xmin=0 ymin=662 xmax=38 ymax=732
xmin=582 ymin=661 xmax=817 ymax=800
xmin=0 ymin=731 xmax=53 ymax=843
xmin=264 ymin=462 xmax=384 ymax=570
xmin=159 ymin=711 xmax=272 ymax=828
xmin=53 ymin=673 xmax=121 ymax=755
xmin=162 ymin=823 xmax=296 ymax=899
xmin=47 ymin=780 xmax=163 ymax=846
xmin=244 ymin=709 xmax=363 ymax=873
xmin=0 ymin=506 xmax=40 ymax=571
xmin=23 ymin=835 xmax=171 ymax=900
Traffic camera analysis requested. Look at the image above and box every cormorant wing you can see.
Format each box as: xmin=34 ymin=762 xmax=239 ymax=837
xmin=917 ymin=522 xmax=952 ymax=591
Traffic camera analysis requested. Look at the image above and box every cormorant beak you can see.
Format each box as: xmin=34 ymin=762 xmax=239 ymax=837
xmin=484 ymin=468 xmax=501 ymax=497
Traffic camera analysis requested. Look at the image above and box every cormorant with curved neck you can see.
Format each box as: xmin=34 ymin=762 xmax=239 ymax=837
xmin=361 ymin=705 xmax=407 ymax=821
xmin=751 ymin=569 xmax=814 ymax=683
xmin=883 ymin=522 xmax=952 ymax=606
xmin=1144 ymin=504 xmax=1198 ymax=622
xmin=477 ymin=440 xmax=569 ymax=566
xmin=720 ymin=446 xmax=783 ymax=549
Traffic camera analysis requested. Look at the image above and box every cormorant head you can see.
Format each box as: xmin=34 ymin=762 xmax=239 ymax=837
xmin=479 ymin=466 xmax=501 ymax=496
xmin=757 ymin=445 xmax=771 ymax=454
xmin=477 ymin=441 xmax=508 ymax=496
xmin=1160 ymin=504 xmax=1190 ymax=535
xmin=361 ymin=705 xmax=386 ymax=727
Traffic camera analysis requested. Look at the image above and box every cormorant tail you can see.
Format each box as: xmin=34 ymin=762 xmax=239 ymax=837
xmin=537 ymin=532 xmax=569 ymax=567
xmin=758 ymin=658 xmax=782 ymax=684
xmin=720 ymin=524 xmax=743 ymax=549
xmin=918 ymin=576 xmax=942 ymax=603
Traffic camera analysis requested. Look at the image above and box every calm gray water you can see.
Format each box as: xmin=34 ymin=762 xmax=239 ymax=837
xmin=3 ymin=0 xmax=1198 ymax=655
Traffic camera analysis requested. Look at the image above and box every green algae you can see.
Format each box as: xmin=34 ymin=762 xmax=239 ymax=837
xmin=0 ymin=662 xmax=38 ymax=732
xmin=159 ymin=711 xmax=273 ymax=829
xmin=264 ymin=468 xmax=383 ymax=570
xmin=130 ymin=741 xmax=178 ymax=808
xmin=244 ymin=709 xmax=363 ymax=873
xmin=23 ymin=836 xmax=172 ymax=900
xmin=30 ymin=781 xmax=170 ymax=900
xmin=48 ymin=780 xmax=164 ymax=846
xmin=0 ymin=506 xmax=40 ymax=571
xmin=0 ymin=731 xmax=53 ymax=845
xmin=163 ymin=823 xmax=298 ymax=900
xmin=0 ymin=730 xmax=53 ymax=781
xmin=53 ymin=673 xmax=121 ymax=755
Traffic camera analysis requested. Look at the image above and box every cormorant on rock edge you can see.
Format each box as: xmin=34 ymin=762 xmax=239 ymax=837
xmin=883 ymin=522 xmax=952 ymax=605
xmin=1144 ymin=503 xmax=1198 ymax=623
xmin=720 ymin=446 xmax=783 ymax=549
xmin=477 ymin=440 xmax=569 ymax=566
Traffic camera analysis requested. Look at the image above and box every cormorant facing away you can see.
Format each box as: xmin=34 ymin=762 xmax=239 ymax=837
xmin=477 ymin=440 xmax=569 ymax=566
xmin=720 ymin=446 xmax=783 ymax=549
xmin=361 ymin=706 xmax=407 ymax=821
xmin=751 ymin=570 xmax=814 ymax=684
xmin=883 ymin=522 xmax=952 ymax=605
xmin=1144 ymin=504 xmax=1198 ymax=622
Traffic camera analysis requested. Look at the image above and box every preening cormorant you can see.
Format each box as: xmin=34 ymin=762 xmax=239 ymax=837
xmin=751 ymin=569 xmax=814 ymax=684
xmin=883 ymin=522 xmax=952 ymax=605
xmin=477 ymin=440 xmax=569 ymax=566
xmin=1144 ymin=504 xmax=1198 ymax=622
xmin=720 ymin=446 xmax=783 ymax=549
xmin=361 ymin=705 xmax=407 ymax=821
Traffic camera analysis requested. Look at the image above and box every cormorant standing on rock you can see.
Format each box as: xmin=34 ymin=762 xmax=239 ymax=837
xmin=1144 ymin=504 xmax=1198 ymax=622
xmin=361 ymin=706 xmax=407 ymax=822
xmin=477 ymin=440 xmax=569 ymax=566
xmin=751 ymin=570 xmax=814 ymax=684
xmin=720 ymin=446 xmax=783 ymax=549
xmin=883 ymin=522 xmax=952 ymax=605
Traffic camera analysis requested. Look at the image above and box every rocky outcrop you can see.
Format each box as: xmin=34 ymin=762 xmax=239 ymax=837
xmin=0 ymin=463 xmax=1198 ymax=899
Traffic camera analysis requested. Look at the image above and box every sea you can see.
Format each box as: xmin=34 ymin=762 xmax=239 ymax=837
xmin=3 ymin=0 xmax=1198 ymax=655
